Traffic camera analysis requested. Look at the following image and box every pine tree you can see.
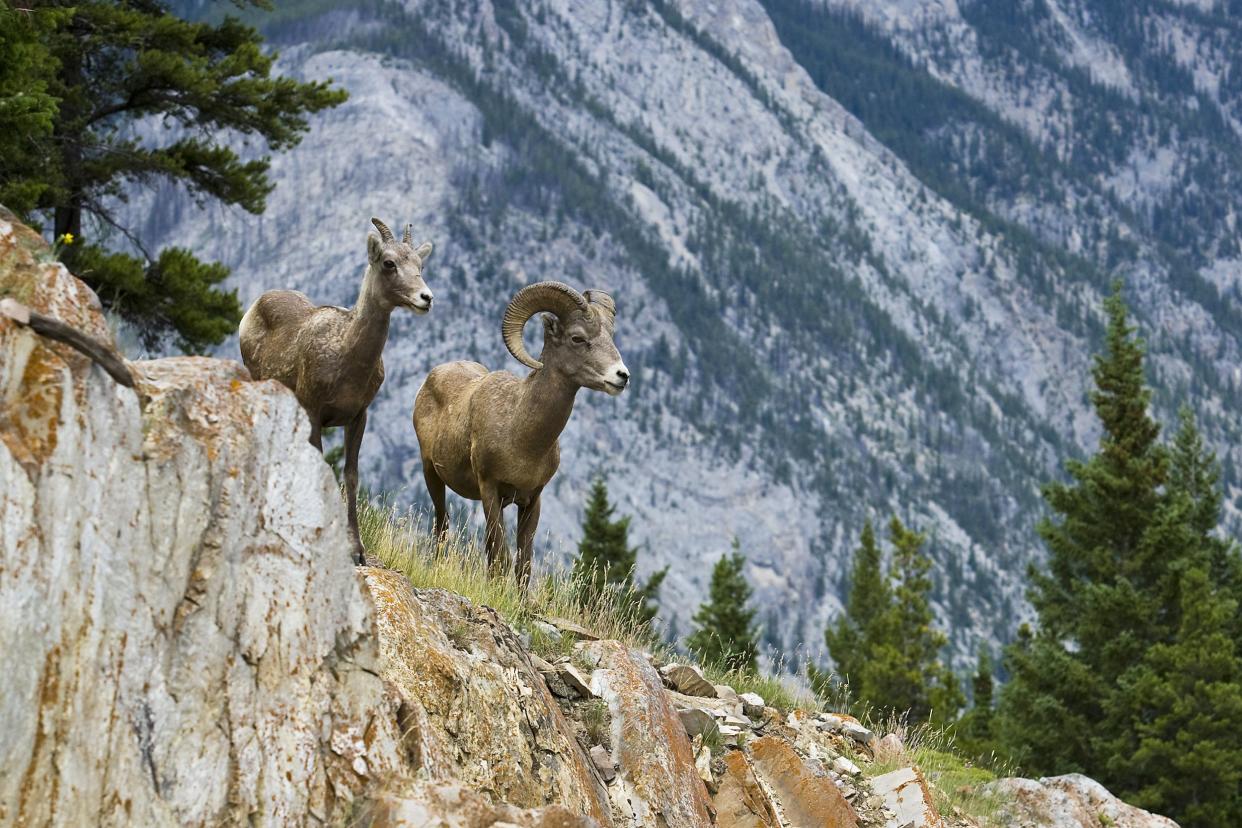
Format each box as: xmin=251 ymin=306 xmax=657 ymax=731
xmin=811 ymin=517 xmax=961 ymax=723
xmin=686 ymin=540 xmax=759 ymax=673
xmin=0 ymin=5 xmax=64 ymax=214
xmin=812 ymin=519 xmax=888 ymax=698
xmin=954 ymin=647 xmax=996 ymax=758
xmin=571 ymin=477 xmax=666 ymax=626
xmin=3 ymin=1 xmax=346 ymax=351
xmin=997 ymin=286 xmax=1242 ymax=826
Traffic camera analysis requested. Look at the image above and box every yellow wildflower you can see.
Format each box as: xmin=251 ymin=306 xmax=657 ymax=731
xmin=58 ymin=233 xmax=75 ymax=245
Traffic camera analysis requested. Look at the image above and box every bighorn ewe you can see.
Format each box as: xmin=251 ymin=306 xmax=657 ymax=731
xmin=413 ymin=281 xmax=629 ymax=584
xmin=240 ymin=217 xmax=434 ymax=564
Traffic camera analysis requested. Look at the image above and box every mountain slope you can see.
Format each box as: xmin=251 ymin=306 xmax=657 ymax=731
xmin=125 ymin=0 xmax=1242 ymax=669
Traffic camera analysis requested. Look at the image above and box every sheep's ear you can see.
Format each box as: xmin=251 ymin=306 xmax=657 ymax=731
xmin=367 ymin=232 xmax=383 ymax=262
xmin=414 ymin=240 xmax=434 ymax=262
xmin=542 ymin=313 xmax=562 ymax=340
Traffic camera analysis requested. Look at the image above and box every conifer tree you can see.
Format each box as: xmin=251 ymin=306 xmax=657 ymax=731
xmin=998 ymin=286 xmax=1242 ymax=826
xmin=812 ymin=519 xmax=888 ymax=698
xmin=810 ymin=517 xmax=960 ymax=723
xmin=687 ymin=540 xmax=759 ymax=673
xmin=0 ymin=5 xmax=63 ymax=214
xmin=954 ymin=647 xmax=996 ymax=758
xmin=571 ymin=477 xmax=666 ymax=626
xmin=2 ymin=1 xmax=346 ymax=351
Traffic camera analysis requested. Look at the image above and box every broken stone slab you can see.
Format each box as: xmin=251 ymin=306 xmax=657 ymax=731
xmin=668 ymin=689 xmax=745 ymax=719
xmin=679 ymin=707 xmax=721 ymax=740
xmin=543 ymin=616 xmax=599 ymax=641
xmin=739 ymin=692 xmax=766 ymax=718
xmin=817 ymin=713 xmax=845 ymax=732
xmin=589 ymin=745 xmax=616 ymax=784
xmin=660 ymin=663 xmax=718 ymax=697
xmin=870 ymin=767 xmax=943 ymax=828
xmin=691 ymin=736 xmax=715 ymax=791
xmin=715 ymin=684 xmax=741 ymax=703
xmin=557 ymin=663 xmax=595 ymax=698
xmin=842 ymin=720 xmax=876 ymax=746
xmin=747 ymin=736 xmax=859 ymax=828
xmin=833 ymin=756 xmax=862 ymax=776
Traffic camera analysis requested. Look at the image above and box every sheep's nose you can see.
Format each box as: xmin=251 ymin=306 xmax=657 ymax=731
xmin=616 ymin=368 xmax=630 ymax=382
xmin=419 ymin=291 xmax=433 ymax=304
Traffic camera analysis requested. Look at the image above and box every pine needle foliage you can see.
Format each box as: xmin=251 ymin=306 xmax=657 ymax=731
xmin=997 ymin=284 xmax=1242 ymax=827
xmin=686 ymin=540 xmax=759 ymax=674
xmin=0 ymin=0 xmax=346 ymax=351
xmin=571 ymin=476 xmax=667 ymax=628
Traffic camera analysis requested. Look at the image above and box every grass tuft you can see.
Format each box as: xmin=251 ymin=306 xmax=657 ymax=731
xmin=359 ymin=499 xmax=655 ymax=649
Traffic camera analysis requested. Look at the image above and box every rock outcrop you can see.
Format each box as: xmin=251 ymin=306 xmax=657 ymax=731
xmin=985 ymin=774 xmax=1180 ymax=828
xmin=0 ymin=210 xmax=406 ymax=825
xmin=361 ymin=568 xmax=612 ymax=824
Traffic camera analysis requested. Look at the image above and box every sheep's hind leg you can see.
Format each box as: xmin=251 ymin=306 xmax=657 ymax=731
xmin=479 ymin=483 xmax=510 ymax=577
xmin=423 ymin=463 xmax=449 ymax=550
xmin=515 ymin=491 xmax=542 ymax=590
xmin=344 ymin=410 xmax=367 ymax=566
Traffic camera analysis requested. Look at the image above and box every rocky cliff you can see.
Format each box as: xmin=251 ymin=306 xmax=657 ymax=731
xmin=1 ymin=210 xmax=1180 ymax=827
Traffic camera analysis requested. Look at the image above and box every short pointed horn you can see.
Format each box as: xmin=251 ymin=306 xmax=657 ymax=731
xmin=371 ymin=217 xmax=394 ymax=243
xmin=403 ymin=223 xmax=413 ymax=245
xmin=501 ymin=281 xmax=588 ymax=369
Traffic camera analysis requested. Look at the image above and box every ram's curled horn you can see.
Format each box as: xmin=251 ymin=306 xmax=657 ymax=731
xmin=502 ymin=281 xmax=589 ymax=369
xmin=403 ymin=223 xmax=413 ymax=245
xmin=583 ymin=290 xmax=616 ymax=328
xmin=371 ymin=217 xmax=394 ymax=243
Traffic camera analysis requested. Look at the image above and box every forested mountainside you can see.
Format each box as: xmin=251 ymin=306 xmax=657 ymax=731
xmin=130 ymin=0 xmax=1242 ymax=668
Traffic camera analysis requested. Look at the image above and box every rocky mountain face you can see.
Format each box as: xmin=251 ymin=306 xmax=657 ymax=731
xmin=124 ymin=0 xmax=1242 ymax=668
xmin=0 ymin=213 xmax=1180 ymax=825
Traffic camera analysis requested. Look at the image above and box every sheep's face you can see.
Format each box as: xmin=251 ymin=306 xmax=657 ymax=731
xmin=367 ymin=233 xmax=434 ymax=314
xmin=540 ymin=306 xmax=629 ymax=396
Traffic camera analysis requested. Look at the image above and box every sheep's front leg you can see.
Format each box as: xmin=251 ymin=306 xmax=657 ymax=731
xmin=344 ymin=410 xmax=367 ymax=565
xmin=309 ymin=417 xmax=323 ymax=452
xmin=515 ymin=490 xmax=542 ymax=590
xmin=479 ymin=482 xmax=510 ymax=576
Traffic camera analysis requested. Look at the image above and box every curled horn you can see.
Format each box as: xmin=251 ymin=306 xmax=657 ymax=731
xmin=403 ymin=223 xmax=413 ymax=245
xmin=583 ymin=290 xmax=616 ymax=329
xmin=502 ymin=281 xmax=589 ymax=369
xmin=371 ymin=217 xmax=394 ymax=243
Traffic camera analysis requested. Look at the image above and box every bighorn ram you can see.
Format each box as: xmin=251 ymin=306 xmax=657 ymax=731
xmin=413 ymin=281 xmax=629 ymax=584
xmin=240 ymin=217 xmax=434 ymax=563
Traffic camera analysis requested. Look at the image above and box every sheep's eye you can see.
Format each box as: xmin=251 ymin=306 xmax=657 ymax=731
xmin=383 ymin=260 xmax=395 ymax=270
xmin=571 ymin=335 xmax=587 ymax=345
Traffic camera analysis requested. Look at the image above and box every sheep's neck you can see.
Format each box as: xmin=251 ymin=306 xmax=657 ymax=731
xmin=342 ymin=270 xmax=393 ymax=369
xmin=517 ymin=367 xmax=578 ymax=456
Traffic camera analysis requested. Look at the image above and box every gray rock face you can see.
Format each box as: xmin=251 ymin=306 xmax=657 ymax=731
xmin=0 ymin=213 xmax=406 ymax=826
xmin=985 ymin=774 xmax=1180 ymax=828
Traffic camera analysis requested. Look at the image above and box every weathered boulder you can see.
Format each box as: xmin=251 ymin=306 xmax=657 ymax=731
xmin=362 ymin=568 xmax=612 ymax=824
xmin=585 ymin=640 xmax=714 ymax=827
xmin=0 ymin=210 xmax=407 ymax=826
xmin=660 ymin=663 xmax=718 ymax=697
xmin=985 ymin=774 xmax=1180 ymax=828
xmin=366 ymin=781 xmax=600 ymax=828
